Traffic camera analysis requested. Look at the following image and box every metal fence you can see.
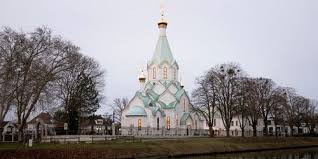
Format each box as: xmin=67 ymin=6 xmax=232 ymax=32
xmin=41 ymin=135 xmax=139 ymax=144
xmin=121 ymin=127 xmax=209 ymax=137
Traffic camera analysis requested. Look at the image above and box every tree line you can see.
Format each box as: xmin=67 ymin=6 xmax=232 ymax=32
xmin=192 ymin=63 xmax=318 ymax=137
xmin=0 ymin=27 xmax=105 ymax=141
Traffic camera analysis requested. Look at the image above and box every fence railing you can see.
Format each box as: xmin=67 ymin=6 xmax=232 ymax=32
xmin=41 ymin=135 xmax=139 ymax=144
xmin=121 ymin=127 xmax=210 ymax=137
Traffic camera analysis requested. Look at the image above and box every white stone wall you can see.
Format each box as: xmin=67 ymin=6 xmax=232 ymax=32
xmin=121 ymin=96 xmax=145 ymax=128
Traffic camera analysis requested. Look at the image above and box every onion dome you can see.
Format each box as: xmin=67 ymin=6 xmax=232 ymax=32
xmin=138 ymin=70 xmax=146 ymax=82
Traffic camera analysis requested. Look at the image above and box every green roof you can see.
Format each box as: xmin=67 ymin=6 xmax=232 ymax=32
xmin=175 ymin=89 xmax=185 ymax=101
xmin=136 ymin=92 xmax=152 ymax=107
xmin=126 ymin=106 xmax=147 ymax=117
xmin=180 ymin=112 xmax=191 ymax=125
xmin=158 ymin=101 xmax=178 ymax=109
xmin=151 ymin=107 xmax=166 ymax=117
xmin=148 ymin=31 xmax=178 ymax=67
xmin=129 ymin=80 xmax=187 ymax=118
xmin=147 ymin=89 xmax=159 ymax=102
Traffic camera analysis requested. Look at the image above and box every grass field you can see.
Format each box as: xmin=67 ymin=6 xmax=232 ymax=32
xmin=1 ymin=137 xmax=318 ymax=159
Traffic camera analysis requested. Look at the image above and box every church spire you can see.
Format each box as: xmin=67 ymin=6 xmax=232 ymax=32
xmin=148 ymin=0 xmax=177 ymax=67
xmin=147 ymin=1 xmax=179 ymax=82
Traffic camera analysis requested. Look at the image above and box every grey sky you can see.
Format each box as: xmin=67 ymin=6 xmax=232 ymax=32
xmin=1 ymin=0 xmax=318 ymax=114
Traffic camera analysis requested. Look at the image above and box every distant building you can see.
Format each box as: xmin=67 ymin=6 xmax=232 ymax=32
xmin=210 ymin=114 xmax=313 ymax=137
xmin=1 ymin=121 xmax=18 ymax=134
xmin=26 ymin=112 xmax=56 ymax=138
xmin=1 ymin=121 xmax=18 ymax=142
xmin=79 ymin=117 xmax=107 ymax=135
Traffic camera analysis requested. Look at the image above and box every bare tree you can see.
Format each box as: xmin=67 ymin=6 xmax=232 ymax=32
xmin=282 ymin=87 xmax=300 ymax=136
xmin=0 ymin=26 xmax=106 ymax=140
xmin=214 ymin=63 xmax=243 ymax=137
xmin=254 ymin=78 xmax=285 ymax=136
xmin=191 ymin=62 xmax=317 ymax=138
xmin=0 ymin=28 xmax=23 ymax=140
xmin=242 ymin=78 xmax=262 ymax=137
xmin=111 ymin=97 xmax=128 ymax=124
xmin=236 ymin=77 xmax=252 ymax=137
xmin=304 ymin=100 xmax=318 ymax=135
xmin=192 ymin=73 xmax=217 ymax=137
xmin=0 ymin=27 xmax=83 ymax=141
xmin=15 ymin=27 xmax=77 ymax=141
xmin=256 ymin=78 xmax=274 ymax=136
xmin=293 ymin=96 xmax=310 ymax=134
xmin=270 ymin=87 xmax=286 ymax=136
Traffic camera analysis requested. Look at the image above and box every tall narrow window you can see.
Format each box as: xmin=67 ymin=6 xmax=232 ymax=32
xmin=174 ymin=70 xmax=176 ymax=80
xmin=138 ymin=119 xmax=141 ymax=130
xmin=153 ymin=67 xmax=156 ymax=79
xmin=176 ymin=115 xmax=178 ymax=127
xmin=157 ymin=117 xmax=160 ymax=130
xmin=183 ymin=99 xmax=186 ymax=112
xmin=166 ymin=116 xmax=170 ymax=130
xmin=163 ymin=67 xmax=168 ymax=79
xmin=195 ymin=120 xmax=197 ymax=130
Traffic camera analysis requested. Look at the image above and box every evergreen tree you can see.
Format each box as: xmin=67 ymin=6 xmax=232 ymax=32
xmin=67 ymin=71 xmax=100 ymax=134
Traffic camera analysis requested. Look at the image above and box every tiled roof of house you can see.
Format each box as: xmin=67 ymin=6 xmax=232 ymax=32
xmin=28 ymin=112 xmax=53 ymax=124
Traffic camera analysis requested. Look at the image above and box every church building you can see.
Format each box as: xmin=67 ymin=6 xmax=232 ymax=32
xmin=121 ymin=13 xmax=206 ymax=136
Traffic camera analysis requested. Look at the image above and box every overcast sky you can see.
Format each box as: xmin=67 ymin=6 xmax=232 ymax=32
xmin=1 ymin=0 xmax=317 ymax=114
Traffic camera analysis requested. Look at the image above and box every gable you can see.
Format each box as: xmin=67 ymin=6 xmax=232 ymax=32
xmin=180 ymin=112 xmax=193 ymax=125
xmin=127 ymin=94 xmax=145 ymax=109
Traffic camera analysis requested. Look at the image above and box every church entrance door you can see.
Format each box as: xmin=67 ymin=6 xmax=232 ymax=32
xmin=187 ymin=125 xmax=191 ymax=136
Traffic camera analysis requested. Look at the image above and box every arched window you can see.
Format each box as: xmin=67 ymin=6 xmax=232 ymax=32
xmin=183 ymin=99 xmax=186 ymax=112
xmin=163 ymin=67 xmax=168 ymax=79
xmin=153 ymin=67 xmax=156 ymax=79
xmin=166 ymin=116 xmax=170 ymax=130
xmin=138 ymin=119 xmax=141 ymax=130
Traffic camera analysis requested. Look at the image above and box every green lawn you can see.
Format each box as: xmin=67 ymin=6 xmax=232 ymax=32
xmin=1 ymin=137 xmax=318 ymax=159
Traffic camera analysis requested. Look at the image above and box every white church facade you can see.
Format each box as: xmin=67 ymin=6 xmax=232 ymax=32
xmin=121 ymin=16 xmax=207 ymax=136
